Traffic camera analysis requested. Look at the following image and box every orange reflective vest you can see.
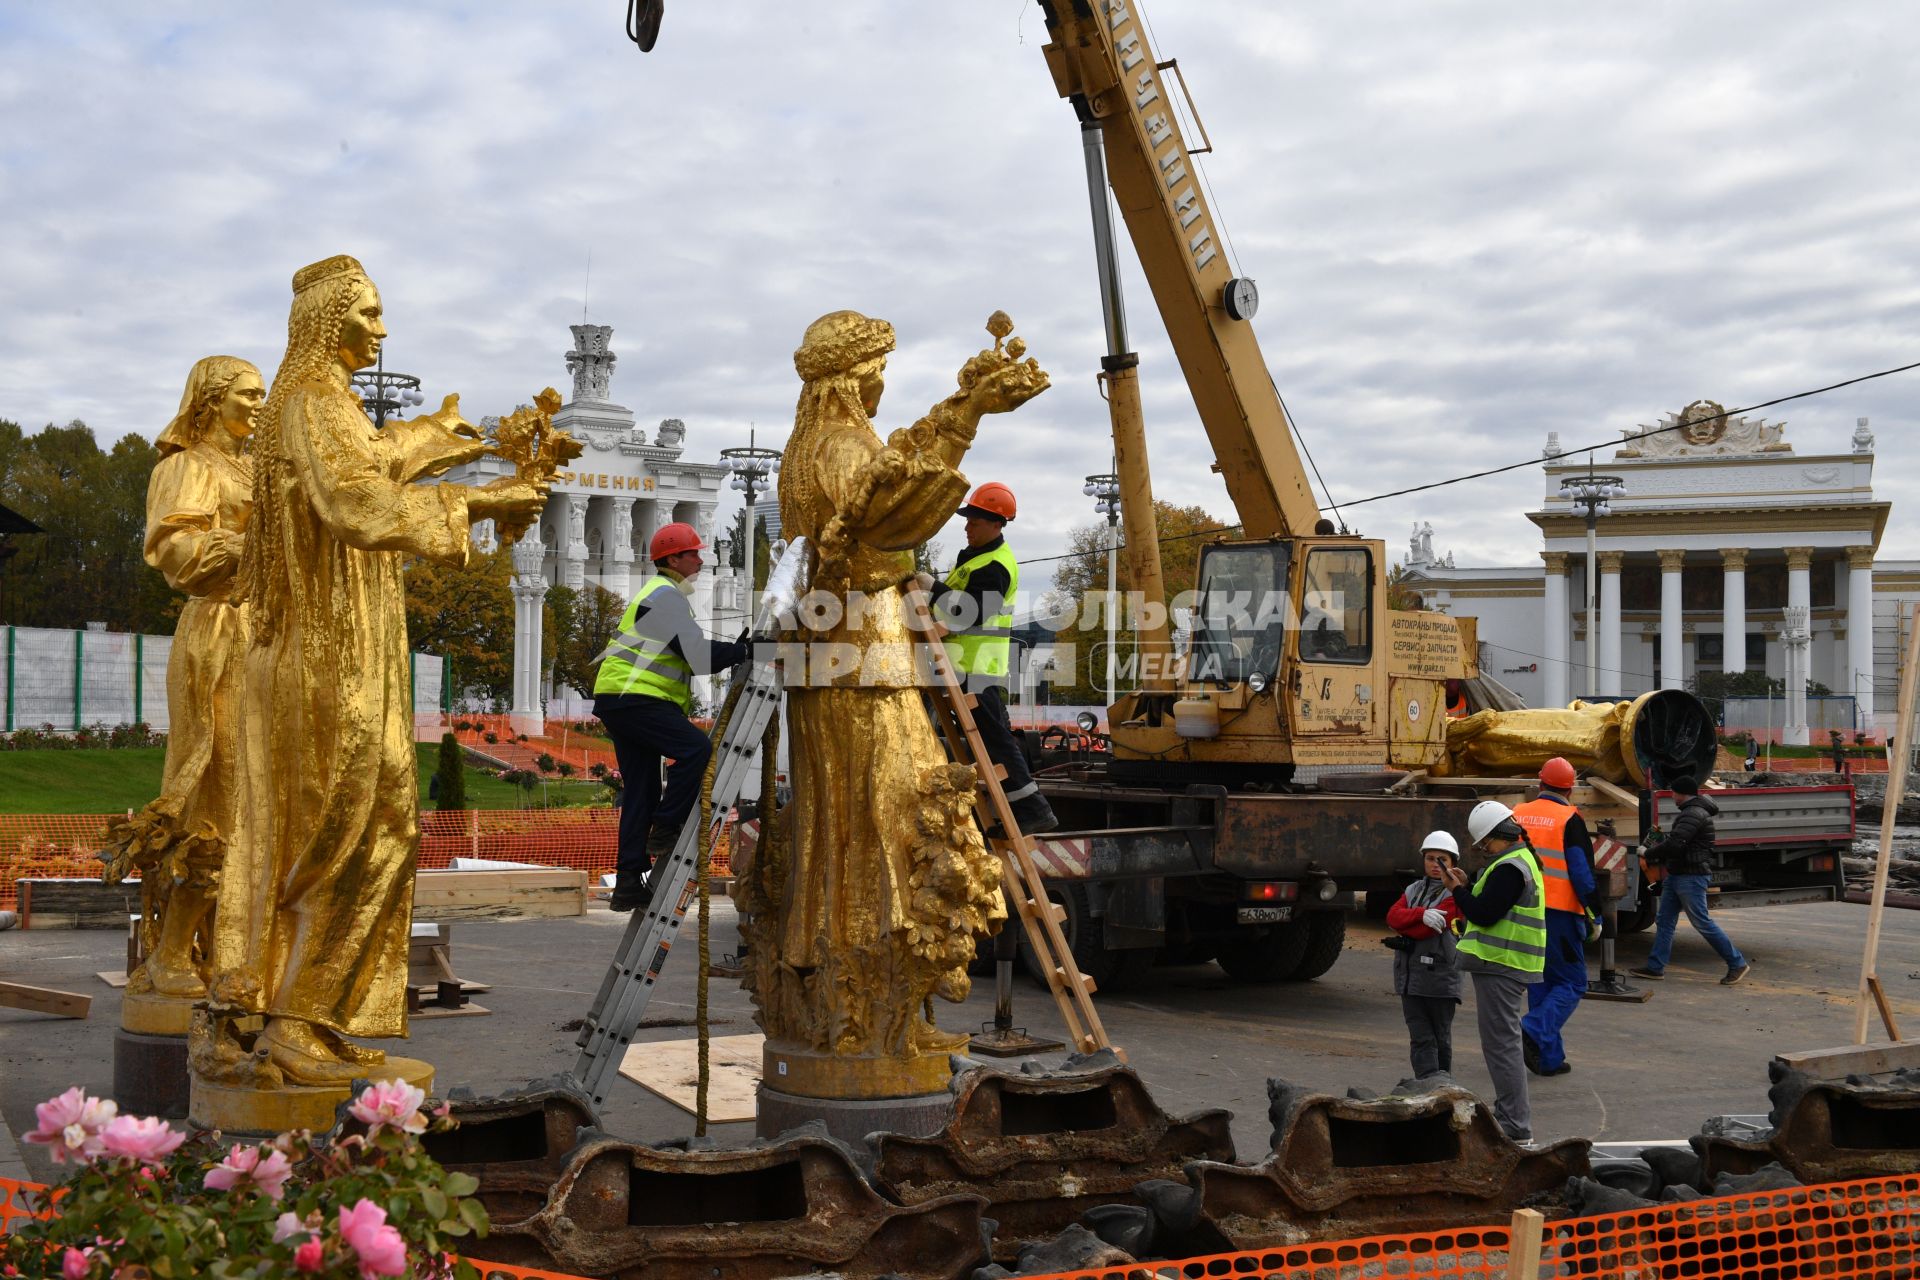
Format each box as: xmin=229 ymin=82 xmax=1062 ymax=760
xmin=1446 ymin=692 xmax=1469 ymax=718
xmin=1512 ymin=796 xmax=1584 ymax=914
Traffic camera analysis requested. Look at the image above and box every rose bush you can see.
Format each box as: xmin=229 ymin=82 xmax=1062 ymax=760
xmin=3 ymin=1082 xmax=488 ymax=1278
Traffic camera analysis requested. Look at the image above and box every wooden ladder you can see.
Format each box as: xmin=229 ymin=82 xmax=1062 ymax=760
xmin=909 ymin=594 xmax=1113 ymax=1057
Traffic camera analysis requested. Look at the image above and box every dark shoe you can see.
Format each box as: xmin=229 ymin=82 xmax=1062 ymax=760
xmin=1546 ymin=1061 xmax=1572 ymax=1077
xmin=1721 ymin=962 xmax=1751 ymax=986
xmin=1010 ymin=792 xmax=1060 ymax=835
xmin=644 ymin=824 xmax=680 ymax=862
xmin=1628 ymin=966 xmax=1665 ymax=981
xmin=610 ymin=871 xmax=653 ymax=913
xmin=1522 ymin=1032 xmax=1544 ymax=1076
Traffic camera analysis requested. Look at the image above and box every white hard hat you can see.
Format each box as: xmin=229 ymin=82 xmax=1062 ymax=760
xmin=1467 ymin=800 xmax=1516 ymax=847
xmin=1420 ymin=830 xmax=1459 ymax=856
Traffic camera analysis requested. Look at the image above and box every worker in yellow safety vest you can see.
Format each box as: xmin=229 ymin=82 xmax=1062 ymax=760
xmin=1512 ymin=756 xmax=1599 ymax=1077
xmin=592 ymin=522 xmax=750 ymax=911
xmin=926 ymin=482 xmax=1057 ymax=835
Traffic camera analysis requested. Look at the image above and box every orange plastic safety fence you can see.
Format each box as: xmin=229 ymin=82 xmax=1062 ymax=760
xmin=0 ymin=1176 xmax=55 ymax=1235
xmin=0 ymin=814 xmax=119 ymax=909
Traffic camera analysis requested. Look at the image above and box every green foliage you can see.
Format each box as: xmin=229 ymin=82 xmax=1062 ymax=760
xmin=404 ymin=548 xmax=515 ymax=707
xmin=726 ymin=508 xmax=774 ymax=590
xmin=2 ymin=1085 xmax=487 ymax=1278
xmin=1691 ymin=669 xmax=1836 ymax=722
xmin=547 ymin=582 xmax=626 ymax=696
xmin=0 ymin=722 xmax=163 ymax=751
xmin=0 ymin=419 xmax=179 ymax=631
xmin=434 ymin=732 xmax=467 ymax=811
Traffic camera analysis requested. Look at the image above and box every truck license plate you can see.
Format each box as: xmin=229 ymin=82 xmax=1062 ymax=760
xmin=1237 ymin=905 xmax=1293 ymax=924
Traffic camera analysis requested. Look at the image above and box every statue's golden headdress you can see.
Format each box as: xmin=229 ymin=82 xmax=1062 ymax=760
xmin=793 ymin=310 xmax=895 ymax=382
xmin=292 ymin=254 xmax=366 ymax=295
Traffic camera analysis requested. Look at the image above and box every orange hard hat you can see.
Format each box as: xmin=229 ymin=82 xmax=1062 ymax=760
xmin=1539 ymin=756 xmax=1577 ymax=791
xmin=649 ymin=522 xmax=705 ymax=561
xmin=958 ymin=481 xmax=1016 ymax=522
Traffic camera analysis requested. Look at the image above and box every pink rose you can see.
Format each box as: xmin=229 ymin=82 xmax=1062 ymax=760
xmin=348 ymin=1079 xmax=428 ymax=1136
xmin=293 ymin=1238 xmax=325 ymax=1273
xmin=339 ymin=1199 xmax=407 ymax=1278
xmin=24 ymin=1088 xmax=117 ymax=1164
xmin=60 ymin=1247 xmax=91 ymax=1279
xmin=203 ymin=1143 xmax=293 ymax=1200
xmin=100 ymin=1114 xmax=184 ymax=1164
xmin=273 ymin=1211 xmax=308 ymax=1243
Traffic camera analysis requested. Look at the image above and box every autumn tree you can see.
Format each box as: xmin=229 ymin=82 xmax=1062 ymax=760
xmin=403 ymin=547 xmax=515 ymax=707
xmin=0 ymin=419 xmax=178 ymax=633
xmin=547 ymin=582 xmax=626 ymax=697
xmin=1046 ymin=500 xmax=1234 ymax=703
xmin=725 ymin=509 xmax=774 ymax=591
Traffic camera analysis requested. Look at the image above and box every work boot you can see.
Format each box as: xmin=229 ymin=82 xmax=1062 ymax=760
xmin=1522 ymin=1031 xmax=1543 ymax=1077
xmin=1010 ymin=791 xmax=1060 ymax=835
xmin=1546 ymin=1061 xmax=1573 ymax=1077
xmin=609 ymin=870 xmax=653 ymax=913
xmin=644 ymin=823 xmax=681 ymax=863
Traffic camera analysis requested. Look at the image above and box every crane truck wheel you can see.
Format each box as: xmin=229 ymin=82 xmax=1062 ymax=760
xmin=1620 ymin=886 xmax=1658 ymax=934
xmin=1285 ymin=911 xmax=1347 ymax=981
xmin=1017 ymin=882 xmax=1154 ymax=993
xmin=1217 ymin=919 xmax=1313 ymax=983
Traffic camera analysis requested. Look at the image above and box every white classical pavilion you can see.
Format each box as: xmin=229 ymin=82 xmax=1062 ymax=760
xmin=1404 ymin=402 xmax=1917 ymax=743
xmin=448 ymin=324 xmax=734 ymax=731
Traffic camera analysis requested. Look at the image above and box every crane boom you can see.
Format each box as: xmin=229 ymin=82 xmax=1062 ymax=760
xmin=1039 ymin=0 xmax=1321 ymax=539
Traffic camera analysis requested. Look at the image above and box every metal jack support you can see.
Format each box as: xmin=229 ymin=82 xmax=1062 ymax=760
xmin=1584 ymin=905 xmax=1651 ymax=1003
xmin=969 ymin=925 xmax=1064 ymax=1058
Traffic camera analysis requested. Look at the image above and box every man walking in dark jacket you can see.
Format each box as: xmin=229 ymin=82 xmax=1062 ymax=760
xmin=1630 ymin=775 xmax=1751 ymax=984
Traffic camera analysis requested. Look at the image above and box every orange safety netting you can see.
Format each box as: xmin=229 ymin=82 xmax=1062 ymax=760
xmin=1 ymin=1174 xmax=1916 ymax=1276
xmin=422 ymin=714 xmax=621 ymax=777
xmin=1 ymin=808 xmax=735 ymax=909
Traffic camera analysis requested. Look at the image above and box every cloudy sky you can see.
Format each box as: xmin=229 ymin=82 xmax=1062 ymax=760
xmin=4 ymin=2 xmax=1917 ymax=578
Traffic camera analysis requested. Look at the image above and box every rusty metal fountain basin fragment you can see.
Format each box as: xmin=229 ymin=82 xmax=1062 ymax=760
xmin=458 ymin=1126 xmax=988 ymax=1280
xmin=1175 ymin=1084 xmax=1590 ymax=1251
xmin=872 ymin=1053 xmax=1235 ymax=1261
xmin=421 ymin=1078 xmax=599 ymax=1227
xmin=1699 ymin=1075 xmax=1920 ymax=1185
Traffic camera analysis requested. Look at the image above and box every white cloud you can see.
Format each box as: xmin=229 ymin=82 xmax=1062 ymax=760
xmin=3 ymin=0 xmax=1917 ymax=582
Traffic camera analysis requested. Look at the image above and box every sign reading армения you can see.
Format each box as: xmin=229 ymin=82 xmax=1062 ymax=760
xmin=554 ymin=472 xmax=656 ymax=491
xmin=1388 ymin=612 xmax=1467 ymax=680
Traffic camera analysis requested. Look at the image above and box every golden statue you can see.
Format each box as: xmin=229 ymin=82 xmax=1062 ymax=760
xmin=103 ymin=356 xmax=263 ymax=1037
xmin=739 ymin=309 xmax=1047 ymax=1099
xmin=190 ymin=255 xmax=549 ymax=1124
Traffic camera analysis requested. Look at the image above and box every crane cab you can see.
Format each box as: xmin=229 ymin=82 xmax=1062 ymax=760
xmin=1106 ymin=534 xmax=1470 ymax=786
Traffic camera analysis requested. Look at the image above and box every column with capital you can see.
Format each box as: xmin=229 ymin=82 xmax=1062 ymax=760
xmin=1846 ymin=546 xmax=1876 ymax=731
xmin=1597 ymin=550 xmax=1624 ymax=697
xmin=1658 ymin=549 xmax=1686 ymax=690
xmin=602 ymin=496 xmax=636 ymax=601
xmin=1783 ymin=548 xmax=1814 ymax=746
xmin=1542 ymin=552 xmax=1571 ymax=706
xmin=562 ymin=494 xmax=589 ymax=590
xmin=1720 ymin=547 xmax=1748 ymax=676
xmin=510 ymin=537 xmax=548 ymax=736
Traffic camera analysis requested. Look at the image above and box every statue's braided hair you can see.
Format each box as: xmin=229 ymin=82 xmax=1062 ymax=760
xmin=241 ymin=256 xmax=370 ymax=642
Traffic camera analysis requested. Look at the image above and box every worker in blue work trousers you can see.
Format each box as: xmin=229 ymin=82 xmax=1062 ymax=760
xmin=925 ymin=482 xmax=1057 ymax=835
xmin=592 ymin=522 xmax=750 ymax=912
xmin=1513 ymin=756 xmax=1599 ymax=1076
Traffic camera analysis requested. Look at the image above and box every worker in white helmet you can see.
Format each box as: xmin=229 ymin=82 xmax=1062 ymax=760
xmin=1385 ymin=831 xmax=1464 ymax=1080
xmin=1446 ymin=800 xmax=1549 ymax=1144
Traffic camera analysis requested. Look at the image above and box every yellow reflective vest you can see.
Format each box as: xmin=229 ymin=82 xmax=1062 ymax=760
xmin=593 ymin=575 xmax=696 ymax=711
xmin=942 ymin=543 xmax=1018 ymax=677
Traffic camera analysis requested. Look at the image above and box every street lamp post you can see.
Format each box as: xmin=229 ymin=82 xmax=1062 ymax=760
xmin=349 ymin=352 xmax=425 ymax=429
xmin=1083 ymin=473 xmax=1122 ymax=705
xmin=1558 ymin=466 xmax=1625 ymax=699
xmin=721 ymin=429 xmax=782 ymax=623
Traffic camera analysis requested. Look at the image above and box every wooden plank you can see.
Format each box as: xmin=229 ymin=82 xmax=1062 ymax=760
xmin=1586 ymin=777 xmax=1641 ymax=808
xmin=411 ymin=869 xmax=586 ymax=921
xmin=408 ymin=1000 xmax=490 ymax=1021
xmin=0 ymin=981 xmax=92 ymax=1019
xmin=1868 ymin=976 xmax=1903 ymax=1041
xmin=1859 ymin=599 xmax=1920 ymax=1043
xmin=15 ymin=879 xmax=141 ymax=930
xmin=1505 ymin=1207 xmax=1545 ymax=1279
xmin=618 ymin=1032 xmax=763 ymax=1124
xmin=96 ymin=971 xmax=129 ymax=989
xmin=1774 ymin=1039 xmax=1920 ymax=1080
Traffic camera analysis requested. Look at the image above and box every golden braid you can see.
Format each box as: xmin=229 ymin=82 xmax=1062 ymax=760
xmin=242 ymin=265 xmax=369 ymax=642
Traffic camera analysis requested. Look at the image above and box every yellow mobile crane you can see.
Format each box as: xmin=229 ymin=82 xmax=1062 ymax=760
xmin=1037 ymin=0 xmax=1472 ymax=785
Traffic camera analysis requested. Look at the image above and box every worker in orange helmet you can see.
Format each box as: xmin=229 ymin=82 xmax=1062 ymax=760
xmin=925 ymin=482 xmax=1057 ymax=835
xmin=592 ymin=522 xmax=751 ymax=911
xmin=1512 ymin=756 xmax=1598 ymax=1076
xmin=1444 ymin=678 xmax=1470 ymax=719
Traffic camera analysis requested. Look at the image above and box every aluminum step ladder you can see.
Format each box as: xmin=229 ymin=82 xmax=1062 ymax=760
xmin=566 ymin=539 xmax=805 ymax=1107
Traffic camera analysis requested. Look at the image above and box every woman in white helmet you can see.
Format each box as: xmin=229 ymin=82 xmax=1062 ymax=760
xmin=1385 ymin=831 xmax=1464 ymax=1079
xmin=1444 ymin=800 xmax=1549 ymax=1144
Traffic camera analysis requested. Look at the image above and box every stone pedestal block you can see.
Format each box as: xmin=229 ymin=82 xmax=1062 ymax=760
xmin=755 ymin=1085 xmax=952 ymax=1147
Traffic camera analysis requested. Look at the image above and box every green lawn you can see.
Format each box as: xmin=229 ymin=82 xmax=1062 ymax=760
xmin=0 ymin=746 xmax=606 ymax=814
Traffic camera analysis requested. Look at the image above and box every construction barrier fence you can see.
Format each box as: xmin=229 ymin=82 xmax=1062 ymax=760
xmin=0 ymin=807 xmax=741 ymax=910
xmin=2 ymin=1173 xmax=1916 ymax=1277
xmin=0 ymin=624 xmax=445 ymax=734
